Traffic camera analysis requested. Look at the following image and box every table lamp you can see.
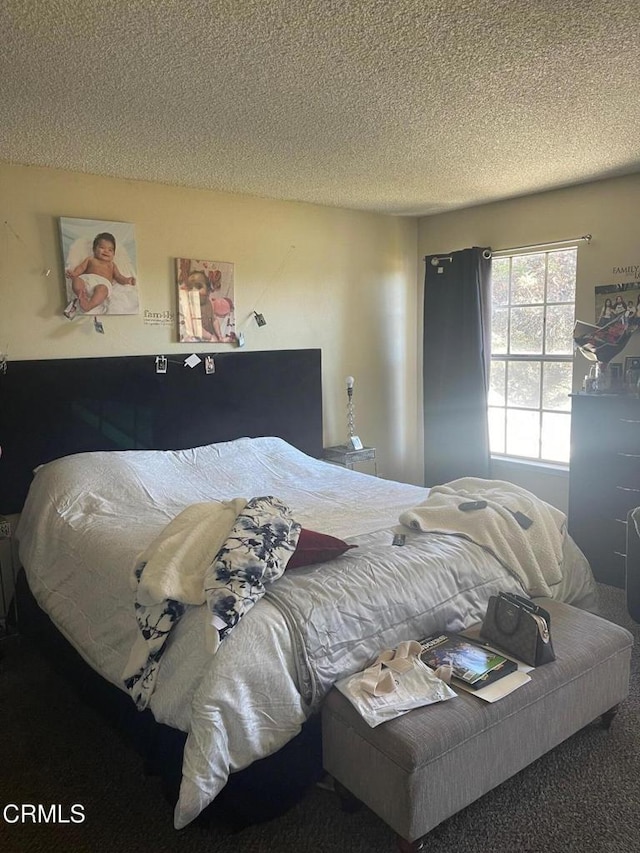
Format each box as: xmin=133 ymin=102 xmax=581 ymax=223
xmin=345 ymin=376 xmax=363 ymax=450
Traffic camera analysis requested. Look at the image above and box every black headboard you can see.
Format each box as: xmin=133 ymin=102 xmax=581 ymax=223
xmin=0 ymin=349 xmax=323 ymax=515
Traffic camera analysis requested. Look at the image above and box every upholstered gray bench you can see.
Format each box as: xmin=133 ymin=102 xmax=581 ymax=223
xmin=321 ymin=598 xmax=633 ymax=852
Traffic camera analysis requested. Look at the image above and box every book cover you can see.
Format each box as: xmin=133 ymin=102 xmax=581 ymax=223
xmin=420 ymin=633 xmax=517 ymax=688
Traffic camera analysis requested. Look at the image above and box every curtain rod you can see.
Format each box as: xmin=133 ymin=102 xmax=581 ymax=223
xmin=424 ymin=234 xmax=592 ymax=264
xmin=492 ymin=234 xmax=592 ymax=255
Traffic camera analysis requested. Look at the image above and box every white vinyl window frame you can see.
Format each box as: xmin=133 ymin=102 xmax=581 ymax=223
xmin=488 ymin=246 xmax=578 ymax=466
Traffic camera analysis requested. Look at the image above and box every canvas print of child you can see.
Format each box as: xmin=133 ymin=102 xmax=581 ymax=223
xmin=59 ymin=218 xmax=139 ymax=318
xmin=177 ymin=258 xmax=236 ymax=343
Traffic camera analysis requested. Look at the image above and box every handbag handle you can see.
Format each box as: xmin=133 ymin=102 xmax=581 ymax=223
xmin=494 ymin=597 xmax=524 ymax=636
xmin=499 ymin=591 xmax=552 ymax=629
xmin=499 ymin=591 xmax=535 ymax=611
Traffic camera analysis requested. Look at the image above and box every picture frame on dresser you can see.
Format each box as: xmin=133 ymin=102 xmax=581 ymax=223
xmin=625 ymin=356 xmax=640 ymax=372
xmin=610 ymin=362 xmax=623 ymax=391
xmin=624 ymin=356 xmax=640 ymax=393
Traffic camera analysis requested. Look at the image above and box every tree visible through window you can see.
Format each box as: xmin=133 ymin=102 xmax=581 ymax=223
xmin=489 ymin=248 xmax=577 ymax=464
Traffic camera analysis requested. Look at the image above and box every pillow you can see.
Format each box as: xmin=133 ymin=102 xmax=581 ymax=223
xmin=287 ymin=527 xmax=356 ymax=569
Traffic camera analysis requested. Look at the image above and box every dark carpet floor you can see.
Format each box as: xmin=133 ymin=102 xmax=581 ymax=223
xmin=0 ymin=584 xmax=638 ymax=853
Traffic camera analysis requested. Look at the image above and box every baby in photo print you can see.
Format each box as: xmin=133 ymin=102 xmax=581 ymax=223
xmin=65 ymin=232 xmax=136 ymax=315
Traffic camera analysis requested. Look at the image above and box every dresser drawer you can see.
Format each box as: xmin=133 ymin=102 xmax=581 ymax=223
xmin=611 ymin=516 xmax=628 ymax=554
xmin=607 ymin=550 xmax=627 ymax=587
xmin=616 ymin=416 xmax=640 ymax=454
xmin=606 ymin=451 xmax=640 ymax=491
xmin=611 ymin=484 xmax=640 ymax=519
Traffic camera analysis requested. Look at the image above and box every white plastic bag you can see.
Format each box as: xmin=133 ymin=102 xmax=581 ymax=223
xmin=334 ymin=641 xmax=456 ymax=727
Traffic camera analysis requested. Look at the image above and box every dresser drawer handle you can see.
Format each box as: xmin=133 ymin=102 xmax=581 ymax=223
xmin=616 ymin=485 xmax=640 ymax=493
xmin=617 ymin=452 xmax=640 ymax=458
xmin=614 ymin=550 xmax=627 ymax=559
xmin=615 ymin=517 xmax=628 ymax=525
xmin=620 ymin=418 xmax=640 ymax=424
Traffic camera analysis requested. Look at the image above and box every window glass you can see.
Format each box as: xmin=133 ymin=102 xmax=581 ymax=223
xmin=511 ymin=253 xmax=545 ymax=304
xmin=491 ymin=307 xmax=509 ymax=354
xmin=506 ymin=361 xmax=541 ymax=409
xmin=488 ymin=407 xmax=506 ymax=454
xmin=506 ymin=409 xmax=539 ymax=458
xmin=489 ymin=246 xmax=577 ymax=465
xmin=492 ymin=257 xmax=510 ymax=305
xmin=542 ymin=362 xmax=572 ymax=411
xmin=546 ymin=250 xmax=577 ymax=302
xmin=488 ymin=359 xmax=506 ymax=405
xmin=510 ymin=306 xmax=544 ymax=354
xmin=545 ymin=304 xmax=575 ymax=355
xmin=541 ymin=412 xmax=571 ymax=462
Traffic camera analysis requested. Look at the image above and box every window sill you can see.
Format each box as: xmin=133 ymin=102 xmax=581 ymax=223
xmin=490 ymin=456 xmax=569 ymax=477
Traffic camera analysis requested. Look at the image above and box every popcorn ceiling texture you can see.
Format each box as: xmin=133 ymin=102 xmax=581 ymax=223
xmin=2 ymin=0 xmax=639 ymax=215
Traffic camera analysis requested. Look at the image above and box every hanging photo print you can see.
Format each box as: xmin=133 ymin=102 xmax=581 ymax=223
xmin=574 ymin=281 xmax=640 ymax=362
xmin=176 ymin=258 xmax=236 ymax=343
xmin=59 ymin=218 xmax=139 ymax=318
xmin=595 ymin=282 xmax=640 ymax=326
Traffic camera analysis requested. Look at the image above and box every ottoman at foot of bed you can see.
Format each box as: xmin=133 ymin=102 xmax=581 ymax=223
xmin=322 ymin=599 xmax=633 ymax=851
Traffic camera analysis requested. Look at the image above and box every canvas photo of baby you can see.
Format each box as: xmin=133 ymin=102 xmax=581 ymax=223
xmin=59 ymin=217 xmax=139 ymax=318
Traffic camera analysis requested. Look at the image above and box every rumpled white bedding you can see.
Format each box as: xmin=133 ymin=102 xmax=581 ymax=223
xmin=15 ymin=437 xmax=598 ymax=829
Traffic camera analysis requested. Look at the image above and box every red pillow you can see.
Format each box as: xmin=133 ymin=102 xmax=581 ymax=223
xmin=287 ymin=527 xmax=356 ymax=569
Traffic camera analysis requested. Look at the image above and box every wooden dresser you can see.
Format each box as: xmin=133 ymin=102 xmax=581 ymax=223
xmin=568 ymin=393 xmax=640 ymax=588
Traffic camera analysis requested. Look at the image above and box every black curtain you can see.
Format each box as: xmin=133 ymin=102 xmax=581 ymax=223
xmin=423 ymin=247 xmax=492 ymax=486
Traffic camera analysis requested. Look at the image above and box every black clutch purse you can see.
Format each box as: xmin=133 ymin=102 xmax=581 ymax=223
xmin=480 ymin=592 xmax=555 ymax=667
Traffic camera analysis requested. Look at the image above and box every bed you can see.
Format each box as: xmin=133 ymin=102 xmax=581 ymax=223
xmin=1 ymin=352 xmax=598 ymax=831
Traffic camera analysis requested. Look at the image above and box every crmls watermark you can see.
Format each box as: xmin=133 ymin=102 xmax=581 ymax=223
xmin=2 ymin=803 xmax=86 ymax=824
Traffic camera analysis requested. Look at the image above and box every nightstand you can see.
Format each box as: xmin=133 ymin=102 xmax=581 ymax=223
xmin=323 ymin=445 xmax=377 ymax=475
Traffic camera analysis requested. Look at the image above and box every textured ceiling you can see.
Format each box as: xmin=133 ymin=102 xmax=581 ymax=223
xmin=2 ymin=0 xmax=639 ymax=216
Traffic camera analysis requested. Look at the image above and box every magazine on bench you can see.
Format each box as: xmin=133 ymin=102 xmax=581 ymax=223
xmin=421 ymin=625 xmax=533 ymax=702
xmin=420 ymin=633 xmax=518 ymax=690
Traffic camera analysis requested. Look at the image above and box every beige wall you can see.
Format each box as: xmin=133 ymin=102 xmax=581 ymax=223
xmin=0 ymin=161 xmax=421 ymax=484
xmin=418 ymin=173 xmax=640 ymax=510
xmin=3 ymin=162 xmax=639 ymax=506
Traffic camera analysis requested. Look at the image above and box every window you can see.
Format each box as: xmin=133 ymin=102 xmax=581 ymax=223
xmin=488 ymin=248 xmax=577 ymax=465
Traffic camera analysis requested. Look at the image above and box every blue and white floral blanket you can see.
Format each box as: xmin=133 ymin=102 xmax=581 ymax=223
xmin=122 ymin=496 xmax=301 ymax=710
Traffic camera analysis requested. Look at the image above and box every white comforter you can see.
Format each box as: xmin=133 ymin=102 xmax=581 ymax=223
xmin=15 ymin=437 xmax=598 ymax=828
